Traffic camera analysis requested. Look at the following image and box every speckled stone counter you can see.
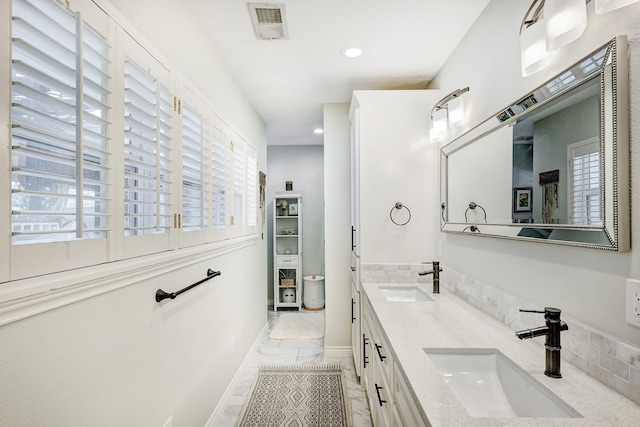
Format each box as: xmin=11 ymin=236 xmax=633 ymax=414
xmin=362 ymin=282 xmax=640 ymax=426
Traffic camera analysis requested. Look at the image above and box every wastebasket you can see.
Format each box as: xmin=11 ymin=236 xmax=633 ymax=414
xmin=303 ymin=275 xmax=325 ymax=310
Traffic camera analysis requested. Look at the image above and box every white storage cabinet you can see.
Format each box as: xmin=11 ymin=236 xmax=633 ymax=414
xmin=273 ymin=191 xmax=302 ymax=310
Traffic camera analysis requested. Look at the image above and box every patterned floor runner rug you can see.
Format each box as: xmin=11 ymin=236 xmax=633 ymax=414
xmin=235 ymin=363 xmax=352 ymax=426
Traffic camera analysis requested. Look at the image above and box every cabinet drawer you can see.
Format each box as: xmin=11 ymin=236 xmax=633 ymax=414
xmin=373 ymin=328 xmax=393 ymax=388
xmin=276 ymin=255 xmax=299 ymax=267
xmin=393 ymin=362 xmax=426 ymax=427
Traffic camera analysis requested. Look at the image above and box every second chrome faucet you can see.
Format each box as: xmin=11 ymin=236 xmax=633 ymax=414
xmin=418 ymin=261 xmax=442 ymax=293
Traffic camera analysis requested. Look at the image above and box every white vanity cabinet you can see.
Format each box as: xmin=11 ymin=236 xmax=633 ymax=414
xmin=362 ymin=295 xmax=407 ymax=427
xmin=362 ymin=293 xmax=428 ymax=427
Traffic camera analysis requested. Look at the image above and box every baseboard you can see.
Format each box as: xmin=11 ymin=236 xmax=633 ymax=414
xmin=324 ymin=346 xmax=352 ymax=357
xmin=205 ymin=321 xmax=270 ymax=427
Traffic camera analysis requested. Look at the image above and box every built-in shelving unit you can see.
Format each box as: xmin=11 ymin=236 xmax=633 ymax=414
xmin=273 ymin=191 xmax=302 ymax=310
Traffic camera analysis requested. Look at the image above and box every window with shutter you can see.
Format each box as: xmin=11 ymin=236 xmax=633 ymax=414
xmin=9 ymin=0 xmax=111 ymax=280
xmin=1 ymin=0 xmax=259 ymax=290
xmin=11 ymin=0 xmax=110 ymax=246
xmin=568 ymin=138 xmax=602 ymax=226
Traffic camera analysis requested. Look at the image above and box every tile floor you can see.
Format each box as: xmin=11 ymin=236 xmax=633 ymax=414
xmin=213 ymin=308 xmax=372 ymax=426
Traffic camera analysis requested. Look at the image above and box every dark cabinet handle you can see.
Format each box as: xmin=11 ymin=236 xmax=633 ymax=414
xmin=363 ymin=335 xmax=369 ymax=368
xmin=351 ymin=267 xmax=356 ymax=271
xmin=375 ymin=343 xmax=387 ymax=362
xmin=351 ymin=299 xmax=356 ymax=323
xmin=375 ymin=383 xmax=386 ymax=406
xmin=351 ymin=226 xmax=356 ymax=250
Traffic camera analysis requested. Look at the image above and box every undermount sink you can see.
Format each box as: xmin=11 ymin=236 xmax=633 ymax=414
xmin=424 ymin=348 xmax=581 ymax=418
xmin=379 ymin=286 xmax=433 ymax=302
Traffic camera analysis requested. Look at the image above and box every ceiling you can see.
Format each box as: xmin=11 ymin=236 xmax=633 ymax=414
xmin=183 ymin=0 xmax=491 ymax=145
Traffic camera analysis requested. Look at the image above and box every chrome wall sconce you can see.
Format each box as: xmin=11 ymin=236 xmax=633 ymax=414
xmin=520 ymin=0 xmax=638 ymax=77
xmin=429 ymin=87 xmax=469 ymax=142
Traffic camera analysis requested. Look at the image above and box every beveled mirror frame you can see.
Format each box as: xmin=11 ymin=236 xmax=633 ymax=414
xmin=440 ymin=36 xmax=629 ymax=251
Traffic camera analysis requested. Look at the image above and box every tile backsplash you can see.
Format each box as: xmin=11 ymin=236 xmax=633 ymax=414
xmin=361 ymin=262 xmax=640 ymax=406
xmin=360 ymin=263 xmax=433 ymax=283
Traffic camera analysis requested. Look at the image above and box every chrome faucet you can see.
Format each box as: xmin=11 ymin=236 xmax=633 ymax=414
xmin=515 ymin=307 xmax=568 ymax=378
xmin=418 ymin=261 xmax=442 ymax=293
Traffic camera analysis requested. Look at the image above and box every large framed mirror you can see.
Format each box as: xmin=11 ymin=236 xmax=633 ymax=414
xmin=440 ymin=36 xmax=629 ymax=251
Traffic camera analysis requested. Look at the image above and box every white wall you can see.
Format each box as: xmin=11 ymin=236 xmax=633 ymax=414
xmin=447 ymin=125 xmax=513 ymax=224
xmin=0 ymin=1 xmax=268 ymax=426
xmin=323 ymin=104 xmax=352 ymax=347
xmin=430 ymin=0 xmax=640 ymax=344
xmin=266 ymin=145 xmax=325 ymax=303
xmin=356 ymin=91 xmax=441 ymax=264
xmin=0 ymin=249 xmax=266 ymax=427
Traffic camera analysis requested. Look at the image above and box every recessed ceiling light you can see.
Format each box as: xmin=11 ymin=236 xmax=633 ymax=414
xmin=340 ymin=46 xmax=362 ymax=58
xmin=313 ymin=128 xmax=324 ymax=134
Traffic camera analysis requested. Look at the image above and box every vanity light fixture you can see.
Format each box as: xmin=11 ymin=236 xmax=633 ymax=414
xmin=313 ymin=128 xmax=324 ymax=134
xmin=429 ymin=87 xmax=469 ymax=142
xmin=519 ymin=0 xmax=639 ymax=76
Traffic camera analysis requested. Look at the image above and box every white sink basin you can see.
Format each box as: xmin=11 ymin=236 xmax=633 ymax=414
xmin=379 ymin=286 xmax=433 ymax=302
xmin=424 ymin=348 xmax=581 ymax=418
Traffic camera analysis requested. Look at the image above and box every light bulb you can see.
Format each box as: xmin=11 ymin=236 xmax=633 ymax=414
xmin=545 ymin=0 xmax=587 ymax=51
xmin=448 ymin=96 xmax=465 ymax=126
xmin=520 ymin=19 xmax=550 ymax=77
xmin=432 ymin=108 xmax=448 ymax=139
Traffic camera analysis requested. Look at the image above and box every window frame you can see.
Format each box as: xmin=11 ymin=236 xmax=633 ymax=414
xmin=7 ymin=0 xmax=112 ymax=280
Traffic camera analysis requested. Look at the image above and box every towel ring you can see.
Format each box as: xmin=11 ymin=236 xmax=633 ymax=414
xmin=390 ymin=202 xmax=411 ymax=226
xmin=464 ymin=202 xmax=487 ymax=223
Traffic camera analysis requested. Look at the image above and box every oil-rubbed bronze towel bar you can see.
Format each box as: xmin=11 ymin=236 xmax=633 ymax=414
xmin=155 ymin=269 xmax=222 ymax=302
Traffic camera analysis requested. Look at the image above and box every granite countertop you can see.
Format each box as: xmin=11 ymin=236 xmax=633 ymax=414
xmin=362 ymin=282 xmax=640 ymax=426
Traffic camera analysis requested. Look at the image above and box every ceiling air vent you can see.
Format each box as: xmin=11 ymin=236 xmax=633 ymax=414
xmin=248 ymin=3 xmax=289 ymax=40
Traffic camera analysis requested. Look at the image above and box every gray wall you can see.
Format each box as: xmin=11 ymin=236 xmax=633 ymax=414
xmin=266 ymin=145 xmax=325 ymax=304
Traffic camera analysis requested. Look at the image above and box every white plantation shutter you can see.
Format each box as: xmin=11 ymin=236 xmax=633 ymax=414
xmin=231 ymin=138 xmax=246 ymax=230
xmin=79 ymin=22 xmax=110 ymax=239
xmin=11 ymin=0 xmax=110 ymax=245
xmin=569 ymin=138 xmax=602 ymax=226
xmin=123 ymin=60 xmax=172 ymax=237
xmin=211 ymin=120 xmax=228 ymax=234
xmin=246 ymin=148 xmax=257 ymax=229
xmin=181 ymin=103 xmax=208 ymax=232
